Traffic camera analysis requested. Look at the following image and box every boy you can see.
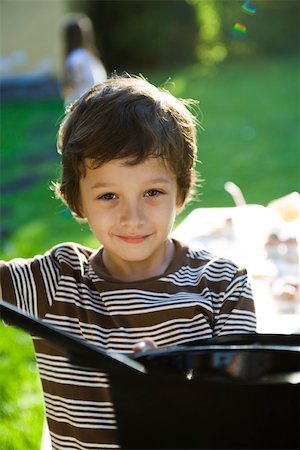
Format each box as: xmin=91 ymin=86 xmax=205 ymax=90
xmin=0 ymin=75 xmax=256 ymax=449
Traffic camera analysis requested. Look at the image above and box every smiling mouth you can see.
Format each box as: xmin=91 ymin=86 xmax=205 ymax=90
xmin=116 ymin=235 xmax=151 ymax=244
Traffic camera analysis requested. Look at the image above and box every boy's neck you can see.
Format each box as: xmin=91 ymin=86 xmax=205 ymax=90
xmin=102 ymin=239 xmax=175 ymax=282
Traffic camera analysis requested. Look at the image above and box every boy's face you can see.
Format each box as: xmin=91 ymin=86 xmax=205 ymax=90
xmin=79 ymin=157 xmax=181 ymax=280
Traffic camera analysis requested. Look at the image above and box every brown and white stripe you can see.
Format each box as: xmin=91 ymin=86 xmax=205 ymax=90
xmin=1 ymin=239 xmax=256 ymax=449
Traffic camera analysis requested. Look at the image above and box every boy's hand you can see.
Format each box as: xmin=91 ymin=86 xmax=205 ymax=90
xmin=132 ymin=338 xmax=156 ymax=353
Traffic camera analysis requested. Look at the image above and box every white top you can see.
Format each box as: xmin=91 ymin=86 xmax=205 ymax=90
xmin=64 ymin=48 xmax=107 ymax=106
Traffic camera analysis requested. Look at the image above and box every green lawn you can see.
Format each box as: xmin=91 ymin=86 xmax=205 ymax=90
xmin=0 ymin=55 xmax=299 ymax=449
xmin=0 ymin=326 xmax=43 ymax=450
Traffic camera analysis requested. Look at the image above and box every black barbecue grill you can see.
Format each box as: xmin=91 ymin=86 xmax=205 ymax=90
xmin=1 ymin=300 xmax=299 ymax=449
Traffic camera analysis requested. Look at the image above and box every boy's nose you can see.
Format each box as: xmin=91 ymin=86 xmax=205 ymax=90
xmin=120 ymin=199 xmax=146 ymax=227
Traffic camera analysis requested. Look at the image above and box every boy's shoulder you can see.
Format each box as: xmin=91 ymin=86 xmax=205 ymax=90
xmin=48 ymin=242 xmax=96 ymax=265
xmin=180 ymin=244 xmax=248 ymax=288
xmin=27 ymin=242 xmax=97 ymax=278
xmin=2 ymin=242 xmax=95 ymax=269
xmin=1 ymin=242 xmax=97 ymax=276
xmin=182 ymin=241 xmax=240 ymax=271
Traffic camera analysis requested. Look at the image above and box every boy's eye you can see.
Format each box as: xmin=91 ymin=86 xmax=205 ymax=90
xmin=145 ymin=189 xmax=163 ymax=197
xmin=97 ymin=193 xmax=117 ymax=200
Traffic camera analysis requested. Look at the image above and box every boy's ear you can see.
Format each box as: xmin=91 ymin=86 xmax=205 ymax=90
xmin=176 ymin=195 xmax=185 ymax=213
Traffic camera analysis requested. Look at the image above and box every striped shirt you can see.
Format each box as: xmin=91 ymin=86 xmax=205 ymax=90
xmin=0 ymin=239 xmax=256 ymax=449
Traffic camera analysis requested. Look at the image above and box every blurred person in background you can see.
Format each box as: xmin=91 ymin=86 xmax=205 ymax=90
xmin=61 ymin=13 xmax=107 ymax=106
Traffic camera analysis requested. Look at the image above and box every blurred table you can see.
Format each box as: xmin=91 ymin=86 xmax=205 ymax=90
xmin=172 ymin=205 xmax=300 ymax=334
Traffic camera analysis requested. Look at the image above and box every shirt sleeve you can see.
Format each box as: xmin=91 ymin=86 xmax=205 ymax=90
xmin=213 ymin=266 xmax=257 ymax=336
xmin=0 ymin=251 xmax=60 ymax=320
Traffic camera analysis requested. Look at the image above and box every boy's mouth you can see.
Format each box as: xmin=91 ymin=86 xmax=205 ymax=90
xmin=116 ymin=234 xmax=151 ymax=244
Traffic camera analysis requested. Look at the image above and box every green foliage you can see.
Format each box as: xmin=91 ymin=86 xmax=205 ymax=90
xmin=70 ymin=0 xmax=299 ymax=70
xmin=69 ymin=0 xmax=199 ymax=71
xmin=190 ymin=0 xmax=300 ymax=63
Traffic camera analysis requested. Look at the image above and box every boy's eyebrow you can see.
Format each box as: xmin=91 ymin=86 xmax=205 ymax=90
xmin=91 ymin=177 xmax=171 ymax=190
xmin=91 ymin=182 xmax=114 ymax=190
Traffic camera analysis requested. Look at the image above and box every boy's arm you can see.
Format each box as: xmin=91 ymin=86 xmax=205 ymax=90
xmin=0 ymin=253 xmax=59 ymax=320
xmin=213 ymin=267 xmax=257 ymax=337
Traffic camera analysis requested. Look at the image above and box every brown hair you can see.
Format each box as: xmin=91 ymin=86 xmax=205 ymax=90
xmin=56 ymin=75 xmax=199 ymax=218
xmin=62 ymin=13 xmax=98 ymax=57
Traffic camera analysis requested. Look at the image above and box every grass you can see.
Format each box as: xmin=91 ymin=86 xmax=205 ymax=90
xmin=0 ymin=54 xmax=299 ymax=449
xmin=0 ymin=326 xmax=44 ymax=450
